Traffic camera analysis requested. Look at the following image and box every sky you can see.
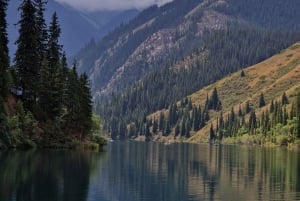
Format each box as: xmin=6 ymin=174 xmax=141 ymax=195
xmin=54 ymin=0 xmax=173 ymax=12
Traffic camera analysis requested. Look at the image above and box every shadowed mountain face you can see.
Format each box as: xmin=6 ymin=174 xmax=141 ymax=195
xmin=73 ymin=0 xmax=300 ymax=100
xmin=6 ymin=0 xmax=139 ymax=58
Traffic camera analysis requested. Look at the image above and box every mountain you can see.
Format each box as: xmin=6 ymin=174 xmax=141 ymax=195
xmin=74 ymin=0 xmax=300 ymax=100
xmin=6 ymin=0 xmax=139 ymax=58
xmin=96 ymin=29 xmax=300 ymax=139
xmin=187 ymin=42 xmax=300 ymax=142
xmin=146 ymin=42 xmax=300 ymax=143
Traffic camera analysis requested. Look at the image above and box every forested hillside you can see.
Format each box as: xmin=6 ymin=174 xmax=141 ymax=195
xmin=87 ymin=0 xmax=300 ymax=140
xmin=75 ymin=0 xmax=300 ymax=100
xmin=108 ymin=42 xmax=300 ymax=145
xmin=96 ymin=29 xmax=300 ymax=139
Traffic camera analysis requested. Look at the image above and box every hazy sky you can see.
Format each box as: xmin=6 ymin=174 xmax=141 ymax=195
xmin=54 ymin=0 xmax=173 ymax=11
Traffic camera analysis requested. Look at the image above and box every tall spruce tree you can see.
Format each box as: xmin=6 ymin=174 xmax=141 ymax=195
xmin=47 ymin=12 xmax=63 ymax=119
xmin=0 ymin=0 xmax=9 ymax=98
xmin=281 ymin=92 xmax=289 ymax=105
xmin=64 ymin=65 xmax=80 ymax=130
xmin=47 ymin=12 xmax=61 ymax=72
xmin=208 ymin=88 xmax=222 ymax=111
xmin=78 ymin=73 xmax=93 ymax=134
xmin=15 ymin=0 xmax=40 ymax=111
xmin=33 ymin=0 xmax=48 ymax=59
xmin=297 ymin=93 xmax=300 ymax=138
xmin=259 ymin=93 xmax=266 ymax=108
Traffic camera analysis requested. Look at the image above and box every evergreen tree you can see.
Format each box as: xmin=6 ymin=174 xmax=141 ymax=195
xmin=209 ymin=123 xmax=215 ymax=143
xmin=159 ymin=112 xmax=164 ymax=131
xmin=240 ymin=70 xmax=245 ymax=77
xmin=164 ymin=118 xmax=171 ymax=136
xmin=259 ymin=93 xmax=266 ymax=108
xmin=175 ymin=124 xmax=180 ymax=136
xmin=192 ymin=106 xmax=201 ymax=131
xmin=208 ymin=87 xmax=222 ymax=111
xmin=47 ymin=12 xmax=61 ymax=73
xmin=180 ymin=119 xmax=186 ymax=137
xmin=0 ymin=97 xmax=11 ymax=146
xmin=0 ymin=0 xmax=9 ymax=98
xmin=15 ymin=0 xmax=40 ymax=111
xmin=33 ymin=0 xmax=48 ymax=59
xmin=270 ymin=100 xmax=274 ymax=113
xmin=245 ymin=101 xmax=251 ymax=114
xmin=238 ymin=105 xmax=243 ymax=116
xmin=152 ymin=119 xmax=158 ymax=134
xmin=78 ymin=73 xmax=93 ymax=134
xmin=281 ymin=92 xmax=289 ymax=105
xmin=64 ymin=65 xmax=80 ymax=130
xmin=248 ymin=110 xmax=257 ymax=134
xmin=297 ymin=93 xmax=300 ymax=138
xmin=45 ymin=12 xmax=63 ymax=119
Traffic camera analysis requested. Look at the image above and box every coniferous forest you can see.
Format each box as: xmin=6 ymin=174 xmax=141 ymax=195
xmin=96 ymin=29 xmax=300 ymax=141
xmin=0 ymin=0 xmax=104 ymax=149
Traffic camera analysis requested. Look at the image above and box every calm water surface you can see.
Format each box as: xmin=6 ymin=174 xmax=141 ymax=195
xmin=1 ymin=141 xmax=300 ymax=201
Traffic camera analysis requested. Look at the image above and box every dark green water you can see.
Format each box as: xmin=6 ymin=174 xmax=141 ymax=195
xmin=1 ymin=141 xmax=300 ymax=201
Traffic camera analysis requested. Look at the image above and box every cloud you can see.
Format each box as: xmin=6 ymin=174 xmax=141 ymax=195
xmin=54 ymin=0 xmax=173 ymax=12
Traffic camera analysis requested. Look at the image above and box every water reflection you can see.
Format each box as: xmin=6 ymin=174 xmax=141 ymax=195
xmin=1 ymin=142 xmax=300 ymax=201
xmin=94 ymin=141 xmax=300 ymax=201
xmin=0 ymin=150 xmax=103 ymax=201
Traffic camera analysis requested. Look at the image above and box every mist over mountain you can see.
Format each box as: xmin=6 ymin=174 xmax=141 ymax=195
xmin=6 ymin=0 xmax=139 ymax=58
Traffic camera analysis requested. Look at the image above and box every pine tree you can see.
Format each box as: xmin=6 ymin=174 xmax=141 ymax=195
xmin=0 ymin=97 xmax=11 ymax=146
xmin=0 ymin=0 xmax=9 ymax=98
xmin=159 ymin=112 xmax=164 ymax=131
xmin=78 ymin=73 xmax=93 ymax=134
xmin=245 ymin=101 xmax=251 ymax=114
xmin=248 ymin=110 xmax=257 ymax=134
xmin=209 ymin=124 xmax=215 ymax=143
xmin=164 ymin=118 xmax=171 ymax=136
xmin=175 ymin=124 xmax=180 ymax=136
xmin=46 ymin=12 xmax=63 ymax=119
xmin=33 ymin=0 xmax=48 ymax=59
xmin=259 ymin=93 xmax=266 ymax=108
xmin=281 ymin=92 xmax=289 ymax=105
xmin=270 ymin=100 xmax=274 ymax=113
xmin=208 ymin=87 xmax=222 ymax=111
xmin=152 ymin=119 xmax=158 ymax=134
xmin=240 ymin=70 xmax=245 ymax=77
xmin=296 ymin=93 xmax=300 ymax=138
xmin=64 ymin=65 xmax=80 ymax=130
xmin=47 ymin=12 xmax=61 ymax=73
xmin=180 ymin=119 xmax=186 ymax=137
xmin=15 ymin=0 xmax=40 ymax=111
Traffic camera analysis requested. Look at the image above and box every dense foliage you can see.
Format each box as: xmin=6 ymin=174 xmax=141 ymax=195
xmin=0 ymin=0 xmax=95 ymax=149
xmin=97 ymin=28 xmax=300 ymax=139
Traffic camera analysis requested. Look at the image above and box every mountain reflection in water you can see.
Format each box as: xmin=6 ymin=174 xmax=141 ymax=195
xmin=1 ymin=141 xmax=300 ymax=201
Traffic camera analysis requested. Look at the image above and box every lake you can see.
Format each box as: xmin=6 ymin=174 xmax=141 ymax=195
xmin=1 ymin=141 xmax=300 ymax=201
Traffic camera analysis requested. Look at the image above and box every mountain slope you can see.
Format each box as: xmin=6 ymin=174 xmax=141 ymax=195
xmin=96 ymin=29 xmax=300 ymax=139
xmin=7 ymin=1 xmax=139 ymax=57
xmin=117 ymin=42 xmax=300 ymax=141
xmin=186 ymin=42 xmax=300 ymax=142
xmin=75 ymin=0 xmax=300 ymax=99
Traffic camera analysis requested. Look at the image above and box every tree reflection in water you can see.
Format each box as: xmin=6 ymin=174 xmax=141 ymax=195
xmin=0 ymin=150 xmax=103 ymax=201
